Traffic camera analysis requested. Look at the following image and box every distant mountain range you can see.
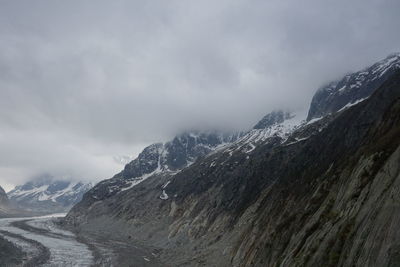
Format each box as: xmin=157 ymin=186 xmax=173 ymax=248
xmin=8 ymin=175 xmax=92 ymax=213
xmin=66 ymin=53 xmax=400 ymax=266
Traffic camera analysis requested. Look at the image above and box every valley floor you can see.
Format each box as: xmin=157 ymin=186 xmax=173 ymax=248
xmin=0 ymin=214 xmax=162 ymax=266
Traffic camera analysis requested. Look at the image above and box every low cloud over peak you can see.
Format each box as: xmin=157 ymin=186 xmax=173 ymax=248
xmin=0 ymin=0 xmax=399 ymax=188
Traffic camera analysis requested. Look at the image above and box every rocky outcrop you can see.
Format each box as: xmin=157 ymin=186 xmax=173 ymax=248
xmin=66 ymin=58 xmax=400 ymax=266
xmin=0 ymin=186 xmax=8 ymax=207
xmin=229 ymin=71 xmax=400 ymax=266
xmin=0 ymin=186 xmax=21 ymax=218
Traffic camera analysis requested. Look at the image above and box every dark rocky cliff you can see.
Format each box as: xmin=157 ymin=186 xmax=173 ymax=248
xmin=66 ymin=61 xmax=400 ymax=266
xmin=0 ymin=186 xmax=22 ymax=218
xmin=0 ymin=186 xmax=8 ymax=207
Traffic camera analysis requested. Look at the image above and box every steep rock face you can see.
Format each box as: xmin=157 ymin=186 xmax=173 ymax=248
xmin=8 ymin=176 xmax=92 ymax=213
xmin=307 ymin=53 xmax=400 ymax=120
xmin=0 ymin=186 xmax=8 ymax=207
xmin=230 ymin=72 xmax=400 ymax=266
xmin=68 ymin=71 xmax=400 ymax=266
xmin=0 ymin=186 xmax=18 ymax=217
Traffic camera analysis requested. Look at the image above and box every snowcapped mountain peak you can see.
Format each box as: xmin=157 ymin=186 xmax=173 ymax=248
xmin=252 ymin=109 xmax=307 ymax=138
xmin=8 ymin=177 xmax=93 ymax=213
xmin=89 ymin=130 xmax=243 ymax=199
xmin=94 ymin=111 xmax=308 ymax=200
xmin=253 ymin=110 xmax=294 ymax=130
xmin=307 ymin=53 xmax=400 ymax=120
xmin=225 ymin=110 xmax=307 ymax=155
xmin=367 ymin=53 xmax=400 ymax=78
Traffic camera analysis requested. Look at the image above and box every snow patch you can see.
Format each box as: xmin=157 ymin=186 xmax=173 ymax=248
xmin=162 ymin=181 xmax=171 ymax=189
xmin=284 ymin=136 xmax=310 ymax=146
xmin=246 ymin=143 xmax=256 ymax=153
xmin=306 ymin=116 xmax=323 ymax=125
xmin=159 ymin=190 xmax=168 ymax=200
xmin=338 ymin=97 xmax=368 ymax=112
xmin=120 ymin=170 xmax=161 ymax=192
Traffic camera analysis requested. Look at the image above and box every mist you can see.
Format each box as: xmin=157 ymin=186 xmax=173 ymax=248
xmin=0 ymin=0 xmax=399 ymax=189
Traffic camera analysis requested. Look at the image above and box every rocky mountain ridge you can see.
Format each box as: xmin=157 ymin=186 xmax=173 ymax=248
xmin=8 ymin=176 xmax=92 ymax=213
xmin=87 ymin=131 xmax=243 ymax=200
xmin=307 ymin=53 xmax=400 ymax=120
xmin=66 ymin=55 xmax=400 ymax=266
xmin=86 ymin=52 xmax=399 ymax=203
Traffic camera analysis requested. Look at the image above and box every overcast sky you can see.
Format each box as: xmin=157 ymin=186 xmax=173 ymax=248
xmin=0 ymin=0 xmax=399 ymax=190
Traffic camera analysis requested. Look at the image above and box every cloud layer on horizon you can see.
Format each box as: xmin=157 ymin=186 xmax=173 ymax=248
xmin=0 ymin=0 xmax=399 ymax=189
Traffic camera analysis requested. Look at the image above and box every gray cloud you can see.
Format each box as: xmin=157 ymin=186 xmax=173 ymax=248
xmin=0 ymin=0 xmax=399 ymax=190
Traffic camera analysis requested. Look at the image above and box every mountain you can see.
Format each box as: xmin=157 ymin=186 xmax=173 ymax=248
xmin=66 ymin=55 xmax=400 ymax=266
xmin=79 ymin=112 xmax=306 ymax=205
xmin=0 ymin=185 xmax=23 ymax=218
xmin=0 ymin=186 xmax=11 ymax=217
xmin=0 ymin=186 xmax=8 ymax=207
xmin=87 ymin=131 xmax=242 ymax=200
xmin=8 ymin=175 xmax=92 ymax=213
xmin=307 ymin=53 xmax=400 ymax=120
xmin=253 ymin=110 xmax=294 ymax=129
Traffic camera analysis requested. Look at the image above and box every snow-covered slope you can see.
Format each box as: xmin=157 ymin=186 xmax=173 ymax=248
xmin=219 ymin=110 xmax=307 ymax=155
xmin=253 ymin=110 xmax=294 ymax=130
xmin=245 ymin=53 xmax=400 ymax=147
xmin=8 ymin=176 xmax=92 ymax=213
xmin=88 ymin=131 xmax=243 ymax=199
xmin=308 ymin=53 xmax=400 ymax=120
